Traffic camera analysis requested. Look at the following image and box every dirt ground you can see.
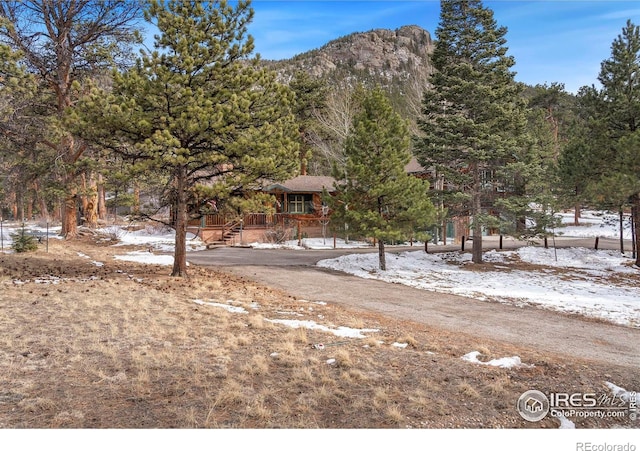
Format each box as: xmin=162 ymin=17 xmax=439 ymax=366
xmin=0 ymin=236 xmax=638 ymax=429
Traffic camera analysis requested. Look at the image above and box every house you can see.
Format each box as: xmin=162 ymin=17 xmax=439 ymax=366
xmin=404 ymin=156 xmax=471 ymax=244
xmin=191 ymin=175 xmax=336 ymax=245
xmin=191 ymin=157 xmax=503 ymax=246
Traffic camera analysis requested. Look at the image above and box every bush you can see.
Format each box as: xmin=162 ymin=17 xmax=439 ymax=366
xmin=11 ymin=228 xmax=38 ymax=253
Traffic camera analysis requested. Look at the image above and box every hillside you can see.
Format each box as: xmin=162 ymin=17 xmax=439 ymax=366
xmin=265 ymin=25 xmax=434 ymax=174
xmin=267 ymin=25 xmax=433 ymax=114
xmin=270 ymin=25 xmax=433 ymax=83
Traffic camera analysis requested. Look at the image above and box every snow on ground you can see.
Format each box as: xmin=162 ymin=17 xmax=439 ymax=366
xmin=192 ymin=299 xmax=249 ymax=314
xmin=604 ymin=381 xmax=636 ymax=403
xmin=0 ymin=222 xmax=62 ymax=250
xmin=97 ymin=224 xmax=205 ymax=264
xmin=554 ymin=210 xmax=633 ymax=239
xmin=265 ymin=318 xmax=379 ymax=338
xmin=553 ymin=412 xmax=576 ymax=429
xmin=113 ymin=250 xmax=176 ymax=266
xmin=100 ymin=224 xmax=206 ymax=252
xmin=250 ymin=237 xmax=372 ymax=250
xmin=317 ymin=247 xmax=640 ymax=328
xmin=461 ymin=351 xmax=533 ymax=369
xmin=77 ymin=252 xmax=104 ymax=267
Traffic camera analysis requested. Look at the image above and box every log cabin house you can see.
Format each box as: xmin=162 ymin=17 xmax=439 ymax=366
xmin=189 ymin=175 xmax=336 ymax=246
xmin=189 ymin=158 xmax=504 ymax=246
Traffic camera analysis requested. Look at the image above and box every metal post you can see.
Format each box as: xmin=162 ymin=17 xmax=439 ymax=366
xmin=631 ymin=206 xmax=637 ymax=259
xmin=619 ymin=209 xmax=624 ymax=254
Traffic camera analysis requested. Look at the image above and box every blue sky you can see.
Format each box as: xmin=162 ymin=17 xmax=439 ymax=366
xmin=245 ymin=1 xmax=640 ymax=93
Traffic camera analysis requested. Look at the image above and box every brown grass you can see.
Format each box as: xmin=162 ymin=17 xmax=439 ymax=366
xmin=0 ymin=235 xmax=637 ymax=429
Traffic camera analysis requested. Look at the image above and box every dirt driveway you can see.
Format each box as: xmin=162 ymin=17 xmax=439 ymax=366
xmin=187 ymin=243 xmax=640 ymax=368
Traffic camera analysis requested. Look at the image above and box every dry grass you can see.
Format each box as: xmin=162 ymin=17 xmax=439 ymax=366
xmin=0 ymin=236 xmax=637 ymax=429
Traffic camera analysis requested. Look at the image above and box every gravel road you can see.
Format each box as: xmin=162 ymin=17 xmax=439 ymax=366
xmin=187 ymin=241 xmax=640 ymax=368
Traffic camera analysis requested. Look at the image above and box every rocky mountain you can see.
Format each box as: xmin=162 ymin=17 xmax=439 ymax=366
xmin=267 ymin=25 xmax=434 ymax=115
xmin=277 ymin=25 xmax=432 ymax=80
xmin=265 ymin=25 xmax=435 ymax=175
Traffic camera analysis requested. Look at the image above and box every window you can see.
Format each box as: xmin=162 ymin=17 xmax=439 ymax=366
xmin=288 ymin=194 xmax=313 ymax=214
xmin=480 ymin=169 xmax=493 ymax=190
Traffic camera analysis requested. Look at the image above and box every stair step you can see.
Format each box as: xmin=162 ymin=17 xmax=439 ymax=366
xmin=206 ymin=241 xmax=228 ymax=249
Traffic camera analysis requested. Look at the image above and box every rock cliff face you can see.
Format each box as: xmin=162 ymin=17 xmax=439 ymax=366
xmin=265 ymin=25 xmax=435 ymax=174
xmin=269 ymin=25 xmax=433 ymax=86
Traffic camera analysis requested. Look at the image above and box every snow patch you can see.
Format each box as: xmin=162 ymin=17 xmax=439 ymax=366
xmin=461 ymin=351 xmax=533 ymax=369
xmin=114 ymin=251 xmax=175 ymax=266
xmin=265 ymin=318 xmax=378 ymax=338
xmin=317 ymin=247 xmax=640 ymax=328
xmin=192 ymin=299 xmax=248 ymax=314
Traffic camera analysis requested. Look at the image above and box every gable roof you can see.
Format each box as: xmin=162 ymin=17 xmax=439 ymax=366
xmin=264 ymin=175 xmax=337 ymax=193
xmin=405 ymin=156 xmax=427 ymax=174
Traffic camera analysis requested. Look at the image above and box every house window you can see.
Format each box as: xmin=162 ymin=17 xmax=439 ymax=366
xmin=288 ymin=194 xmax=313 ymax=214
xmin=480 ymin=169 xmax=493 ymax=190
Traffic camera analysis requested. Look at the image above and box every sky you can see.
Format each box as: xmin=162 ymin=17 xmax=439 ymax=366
xmin=244 ymin=0 xmax=640 ymax=93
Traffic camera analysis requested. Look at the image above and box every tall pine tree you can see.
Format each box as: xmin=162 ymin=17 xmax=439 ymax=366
xmin=414 ymin=0 xmax=526 ymax=263
xmin=0 ymin=0 xmax=142 ymax=237
xmin=329 ymin=86 xmax=435 ymax=270
xmin=592 ymin=20 xmax=640 ymax=265
xmin=74 ymin=0 xmax=300 ymax=277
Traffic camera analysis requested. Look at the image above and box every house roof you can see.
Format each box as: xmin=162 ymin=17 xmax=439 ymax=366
xmin=405 ymin=156 xmax=427 ymax=174
xmin=264 ymin=175 xmax=337 ymax=193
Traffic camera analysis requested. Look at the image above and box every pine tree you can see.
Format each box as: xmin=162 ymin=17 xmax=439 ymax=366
xmin=0 ymin=42 xmax=59 ymax=222
xmin=0 ymin=0 xmax=142 ymax=237
xmin=414 ymin=0 xmax=526 ymax=263
xmin=289 ymin=71 xmax=327 ymax=175
xmin=74 ymin=0 xmax=300 ymax=277
xmin=329 ymin=86 xmax=435 ymax=270
xmin=586 ymin=20 xmax=640 ymax=265
xmin=492 ymin=83 xmax=577 ymax=240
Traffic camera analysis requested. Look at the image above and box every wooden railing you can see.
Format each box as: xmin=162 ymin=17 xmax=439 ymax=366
xmin=193 ymin=212 xmax=325 ymax=229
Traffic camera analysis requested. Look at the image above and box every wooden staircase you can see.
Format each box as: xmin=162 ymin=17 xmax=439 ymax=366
xmin=205 ymin=220 xmax=242 ymax=248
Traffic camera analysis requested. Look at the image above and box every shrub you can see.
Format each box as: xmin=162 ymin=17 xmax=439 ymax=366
xmin=11 ymin=228 xmax=38 ymax=253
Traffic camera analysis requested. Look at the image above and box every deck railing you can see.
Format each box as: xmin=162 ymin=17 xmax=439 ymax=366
xmin=194 ymin=212 xmax=323 ymax=229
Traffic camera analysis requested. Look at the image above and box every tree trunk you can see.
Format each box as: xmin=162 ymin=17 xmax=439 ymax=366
xmin=574 ymin=203 xmax=581 ymax=226
xmin=61 ymin=157 xmax=79 ymax=237
xmin=171 ymin=167 xmax=188 ymax=277
xmin=471 ymin=164 xmax=483 ymax=264
xmin=62 ymin=192 xmax=78 ymax=238
xmin=10 ymin=190 xmax=17 ymax=220
xmin=80 ymin=172 xmax=89 ymax=219
xmin=133 ymin=182 xmax=140 ymax=214
xmin=16 ymin=188 xmax=24 ymax=222
xmin=34 ymin=181 xmax=50 ymax=222
xmin=87 ymin=174 xmax=98 ymax=228
xmin=378 ymin=238 xmax=386 ymax=271
xmin=26 ymin=193 xmax=33 ymax=221
xmin=59 ymin=135 xmax=87 ymax=238
xmin=97 ymin=174 xmax=107 ymax=220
